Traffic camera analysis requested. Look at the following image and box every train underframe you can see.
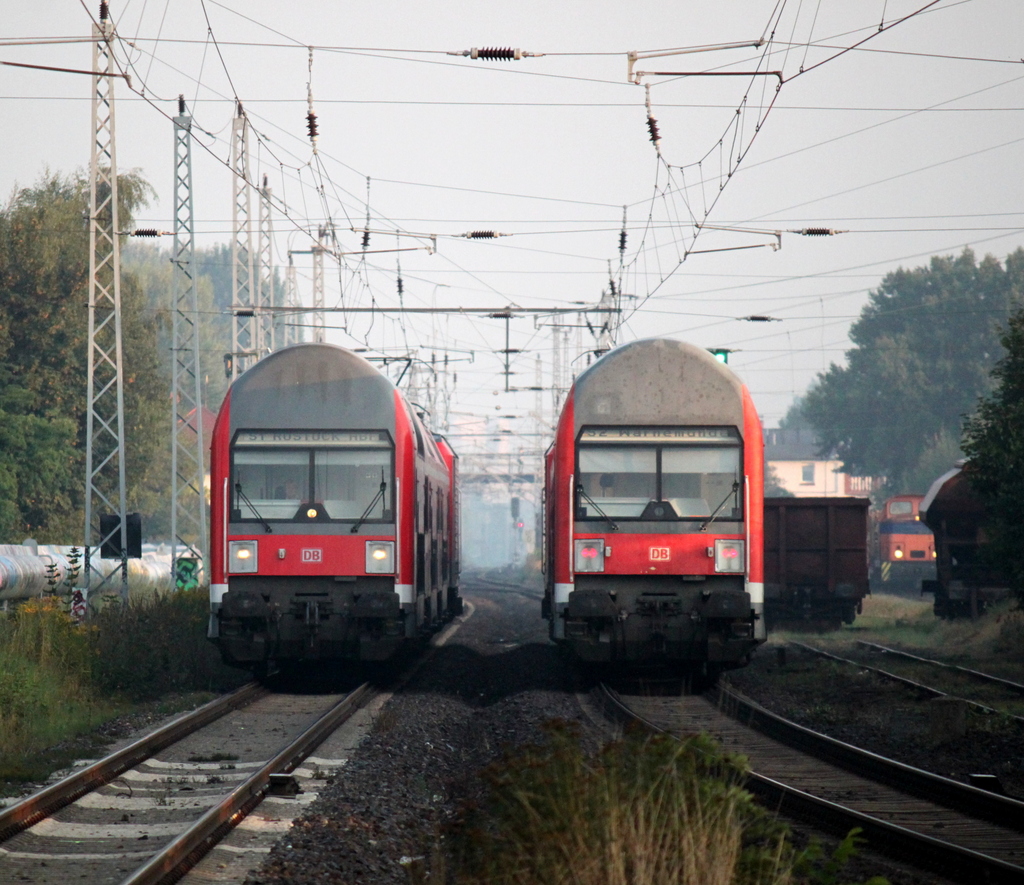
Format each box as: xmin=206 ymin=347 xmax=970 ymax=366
xmin=215 ymin=575 xmax=460 ymax=668
xmin=556 ymin=575 xmax=759 ymax=668
xmin=764 ymin=584 xmax=863 ymax=629
xmin=924 ymin=578 xmax=1005 ymax=619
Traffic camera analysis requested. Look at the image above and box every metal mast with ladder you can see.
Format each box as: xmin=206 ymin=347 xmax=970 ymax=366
xmin=170 ymin=95 xmax=207 ymax=584
xmin=83 ymin=4 xmax=129 ymax=600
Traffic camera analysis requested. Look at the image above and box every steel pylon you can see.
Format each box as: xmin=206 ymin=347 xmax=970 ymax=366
xmin=170 ymin=97 xmax=207 ymax=583
xmin=84 ymin=15 xmax=129 ymax=600
xmin=230 ymin=102 xmax=256 ymax=379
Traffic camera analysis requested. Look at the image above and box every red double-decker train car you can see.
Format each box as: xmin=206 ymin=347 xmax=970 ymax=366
xmin=208 ymin=343 xmax=461 ymax=671
xmin=542 ymin=338 xmax=766 ymax=682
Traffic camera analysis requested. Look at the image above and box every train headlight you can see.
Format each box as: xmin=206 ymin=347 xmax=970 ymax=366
xmin=365 ymin=541 xmax=395 ymax=574
xmin=714 ymin=539 xmax=745 ymax=573
xmin=229 ymin=540 xmax=258 ymax=574
xmin=575 ymin=539 xmax=605 ymax=572
xmin=894 ymin=547 xmax=904 ymax=559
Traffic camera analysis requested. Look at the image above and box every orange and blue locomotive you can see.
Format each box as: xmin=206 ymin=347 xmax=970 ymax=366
xmin=875 ymin=494 xmax=935 ymax=594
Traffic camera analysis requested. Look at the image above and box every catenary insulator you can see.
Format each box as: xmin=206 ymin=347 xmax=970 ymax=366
xmin=307 ymin=112 xmax=318 ymax=139
xmin=178 ymin=94 xmax=186 ymax=115
xmin=99 ymin=2 xmax=109 ymax=21
xmin=792 ymin=227 xmax=846 ymax=236
xmin=647 ymin=115 xmax=661 ymax=144
xmin=465 ymin=230 xmax=500 ymax=239
xmin=397 ymin=275 xmax=404 ymax=296
xmin=362 ymin=229 xmax=371 ymax=249
xmin=470 ymin=47 xmax=522 ymax=61
xmin=132 ymin=228 xmax=160 ymax=237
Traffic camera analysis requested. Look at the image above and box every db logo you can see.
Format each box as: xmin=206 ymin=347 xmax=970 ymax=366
xmin=649 ymin=547 xmax=670 ymax=561
xmin=301 ymin=549 xmax=323 ymax=563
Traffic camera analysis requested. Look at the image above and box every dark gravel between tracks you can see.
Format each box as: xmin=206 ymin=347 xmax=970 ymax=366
xmin=244 ymin=583 xmax=592 ymax=885
xmin=726 ymin=640 xmax=1024 ymax=801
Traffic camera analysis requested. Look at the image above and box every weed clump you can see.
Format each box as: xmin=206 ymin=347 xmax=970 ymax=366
xmin=0 ymin=589 xmax=243 ymax=785
xmin=450 ymin=721 xmax=881 ymax=885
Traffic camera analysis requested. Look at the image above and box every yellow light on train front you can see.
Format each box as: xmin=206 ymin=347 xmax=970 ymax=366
xmin=229 ymin=540 xmax=258 ymax=574
xmin=365 ymin=541 xmax=394 ymax=574
xmin=894 ymin=548 xmax=904 ymax=559
xmin=307 ymin=508 xmax=318 ymax=519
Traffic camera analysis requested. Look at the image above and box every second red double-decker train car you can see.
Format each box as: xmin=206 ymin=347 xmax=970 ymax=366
xmin=542 ymin=338 xmax=766 ymax=681
xmin=208 ymin=343 xmax=461 ymax=671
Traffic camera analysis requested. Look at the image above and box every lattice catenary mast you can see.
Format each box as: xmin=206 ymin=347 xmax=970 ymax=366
xmin=170 ymin=95 xmax=207 ymax=578
xmin=230 ymin=102 xmax=256 ymax=379
xmin=83 ymin=4 xmax=129 ymax=599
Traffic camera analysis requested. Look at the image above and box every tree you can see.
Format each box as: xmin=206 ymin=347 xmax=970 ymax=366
xmin=803 ymin=249 xmax=1024 ymax=493
xmin=961 ymin=308 xmax=1024 ymax=605
xmin=0 ymin=169 xmax=167 ymax=542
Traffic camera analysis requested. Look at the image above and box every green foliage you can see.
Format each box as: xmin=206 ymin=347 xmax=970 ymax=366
xmin=0 ymin=597 xmax=109 ymax=777
xmin=89 ymin=589 xmax=244 ymax=700
xmin=452 ymin=721 xmax=796 ymax=885
xmin=962 ymin=308 xmax=1024 ymax=606
xmin=0 ymin=168 xmax=167 ymax=542
xmin=803 ymin=249 xmax=1024 ymax=493
xmin=0 ymin=590 xmax=244 ymax=784
xmin=793 ymin=829 xmax=889 ymax=885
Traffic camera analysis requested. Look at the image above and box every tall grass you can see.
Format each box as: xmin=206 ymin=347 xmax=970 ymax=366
xmin=0 ymin=590 xmax=243 ymax=785
xmin=0 ymin=597 xmax=114 ymax=778
xmin=452 ymin=722 xmax=795 ymax=885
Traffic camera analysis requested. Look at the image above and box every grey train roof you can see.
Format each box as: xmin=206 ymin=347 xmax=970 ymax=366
xmin=571 ymin=338 xmax=746 ymax=432
xmin=228 ymin=343 xmax=397 ymax=434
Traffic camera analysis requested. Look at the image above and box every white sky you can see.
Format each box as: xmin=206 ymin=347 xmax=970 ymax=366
xmin=3 ymin=0 xmax=1023 ymax=465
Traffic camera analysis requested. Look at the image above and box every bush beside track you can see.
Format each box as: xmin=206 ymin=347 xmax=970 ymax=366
xmin=0 ymin=590 xmax=245 ymax=789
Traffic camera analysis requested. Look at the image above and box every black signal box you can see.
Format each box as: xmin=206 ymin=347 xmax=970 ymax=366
xmin=100 ymin=512 xmax=142 ymax=559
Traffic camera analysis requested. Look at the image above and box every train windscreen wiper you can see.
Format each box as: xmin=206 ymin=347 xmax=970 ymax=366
xmin=235 ymin=482 xmax=273 ymax=533
xmin=700 ymin=481 xmax=740 ymax=532
xmin=577 ymin=484 xmax=618 ymax=532
xmin=350 ymin=471 xmax=388 ymax=533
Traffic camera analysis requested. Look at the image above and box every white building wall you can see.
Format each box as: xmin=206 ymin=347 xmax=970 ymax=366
xmin=769 ymin=459 xmax=846 ymax=497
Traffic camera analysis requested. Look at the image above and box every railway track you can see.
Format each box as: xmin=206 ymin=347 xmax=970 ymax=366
xmin=0 ymin=680 xmax=374 ymax=885
xmin=793 ymin=640 xmax=1024 ymax=724
xmin=598 ymin=681 xmax=1024 ymax=884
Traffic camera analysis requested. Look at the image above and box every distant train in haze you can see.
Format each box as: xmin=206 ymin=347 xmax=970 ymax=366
xmin=208 ymin=343 xmax=461 ymax=672
xmin=874 ymin=494 xmax=935 ymax=594
xmin=542 ymin=338 xmax=766 ymax=684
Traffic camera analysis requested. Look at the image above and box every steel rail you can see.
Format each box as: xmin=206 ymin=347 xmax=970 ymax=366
xmin=793 ymin=640 xmax=1024 ymax=725
xmin=596 ymin=682 xmax=1024 ymax=885
xmin=855 ymin=640 xmax=1024 ymax=695
xmin=119 ymin=681 xmax=374 ymax=885
xmin=0 ymin=680 xmax=265 ymax=841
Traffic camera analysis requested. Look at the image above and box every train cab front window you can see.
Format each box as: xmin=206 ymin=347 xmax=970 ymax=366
xmin=231 ymin=430 xmax=394 ymax=524
xmin=576 ymin=427 xmax=741 ymax=523
xmin=577 ymin=448 xmax=656 ymax=518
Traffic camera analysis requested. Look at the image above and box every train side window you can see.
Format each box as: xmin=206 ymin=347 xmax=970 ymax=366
xmin=412 ymin=415 xmax=426 ymax=457
xmin=801 ymin=463 xmax=815 ymax=484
